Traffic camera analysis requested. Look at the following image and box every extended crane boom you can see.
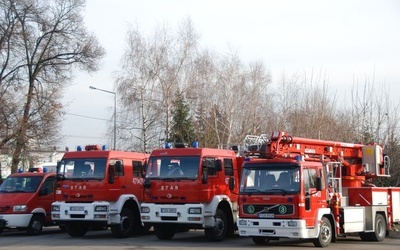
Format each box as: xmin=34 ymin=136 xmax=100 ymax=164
xmin=244 ymin=131 xmax=390 ymax=188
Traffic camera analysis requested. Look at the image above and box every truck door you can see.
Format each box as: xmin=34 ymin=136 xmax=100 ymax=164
xmin=302 ymin=166 xmax=327 ymax=227
xmin=37 ymin=176 xmax=56 ymax=222
xmin=132 ymin=160 xmax=145 ymax=198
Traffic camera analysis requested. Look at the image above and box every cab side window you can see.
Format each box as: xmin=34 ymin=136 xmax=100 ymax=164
xmin=111 ymin=160 xmax=124 ymax=177
xmin=133 ymin=161 xmax=144 ymax=177
xmin=303 ymin=168 xmax=317 ymax=191
xmin=224 ymin=158 xmax=233 ymax=176
xmin=39 ymin=176 xmax=55 ymax=196
xmin=203 ymin=158 xmax=217 ymax=176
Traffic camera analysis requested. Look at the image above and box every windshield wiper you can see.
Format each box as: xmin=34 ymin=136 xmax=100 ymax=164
xmin=242 ymin=188 xmax=262 ymax=195
xmin=269 ymin=188 xmax=288 ymax=196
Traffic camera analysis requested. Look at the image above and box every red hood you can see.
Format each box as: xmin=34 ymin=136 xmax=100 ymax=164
xmin=0 ymin=193 xmax=35 ymax=206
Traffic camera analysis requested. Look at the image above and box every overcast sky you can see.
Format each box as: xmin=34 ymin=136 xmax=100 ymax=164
xmin=60 ymin=0 xmax=400 ymax=151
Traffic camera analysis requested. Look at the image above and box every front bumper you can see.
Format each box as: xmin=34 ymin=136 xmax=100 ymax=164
xmin=238 ymin=218 xmax=317 ymax=239
xmin=0 ymin=214 xmax=32 ymax=228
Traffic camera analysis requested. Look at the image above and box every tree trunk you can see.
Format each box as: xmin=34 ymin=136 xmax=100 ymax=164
xmin=11 ymin=81 xmax=34 ymax=173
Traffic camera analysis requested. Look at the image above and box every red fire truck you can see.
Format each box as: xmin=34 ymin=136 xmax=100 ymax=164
xmin=237 ymin=131 xmax=400 ymax=247
xmin=0 ymin=167 xmax=58 ymax=235
xmin=51 ymin=145 xmax=149 ymax=238
xmin=140 ymin=143 xmax=244 ymax=241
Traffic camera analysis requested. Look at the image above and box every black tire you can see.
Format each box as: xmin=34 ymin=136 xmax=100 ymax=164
xmin=27 ymin=214 xmax=44 ymax=235
xmin=313 ymin=217 xmax=332 ymax=247
xmin=359 ymin=213 xmax=386 ymax=242
xmin=252 ymin=236 xmax=270 ymax=245
xmin=66 ymin=222 xmax=88 ymax=237
xmin=111 ymin=207 xmax=135 ymax=238
xmin=204 ymin=209 xmax=227 ymax=242
xmin=154 ymin=224 xmax=175 ymax=240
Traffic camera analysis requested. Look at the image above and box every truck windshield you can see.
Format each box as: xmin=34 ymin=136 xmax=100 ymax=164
xmin=58 ymin=158 xmax=107 ymax=180
xmin=240 ymin=164 xmax=300 ymax=194
xmin=145 ymin=156 xmax=200 ymax=180
xmin=0 ymin=176 xmax=42 ymax=193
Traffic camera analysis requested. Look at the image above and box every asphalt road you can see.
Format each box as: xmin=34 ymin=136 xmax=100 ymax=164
xmin=0 ymin=227 xmax=399 ymax=250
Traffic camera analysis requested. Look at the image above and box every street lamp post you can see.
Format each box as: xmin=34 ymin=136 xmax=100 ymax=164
xmin=89 ymin=86 xmax=117 ymax=150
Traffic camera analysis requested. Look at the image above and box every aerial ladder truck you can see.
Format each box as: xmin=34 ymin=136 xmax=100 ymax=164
xmin=237 ymin=131 xmax=399 ymax=247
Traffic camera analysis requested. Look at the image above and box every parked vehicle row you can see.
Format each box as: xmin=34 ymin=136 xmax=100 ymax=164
xmin=1 ymin=131 xmax=399 ymax=248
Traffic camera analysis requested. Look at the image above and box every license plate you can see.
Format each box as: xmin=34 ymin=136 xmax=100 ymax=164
xmin=259 ymin=213 xmax=274 ymax=218
xmin=161 ymin=208 xmax=176 ymax=213
xmin=70 ymin=206 xmax=84 ymax=211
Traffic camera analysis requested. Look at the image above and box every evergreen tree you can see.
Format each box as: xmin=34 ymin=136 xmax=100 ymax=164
xmin=169 ymin=92 xmax=196 ymax=145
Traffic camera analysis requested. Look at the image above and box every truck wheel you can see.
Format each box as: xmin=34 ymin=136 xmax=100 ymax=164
xmin=313 ymin=217 xmax=332 ymax=247
xmin=154 ymin=224 xmax=175 ymax=240
xmin=372 ymin=213 xmax=386 ymax=241
xmin=205 ymin=209 xmax=227 ymax=241
xmin=66 ymin=222 xmax=88 ymax=237
xmin=27 ymin=214 xmax=44 ymax=235
xmin=252 ymin=236 xmax=270 ymax=245
xmin=359 ymin=213 xmax=386 ymax=242
xmin=111 ymin=207 xmax=135 ymax=238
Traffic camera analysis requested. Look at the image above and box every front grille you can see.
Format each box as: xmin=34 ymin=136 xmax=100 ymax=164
xmin=242 ymin=204 xmax=294 ymax=215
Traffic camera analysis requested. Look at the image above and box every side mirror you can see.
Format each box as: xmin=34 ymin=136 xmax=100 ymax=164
xmin=315 ymin=177 xmax=323 ymax=191
xmin=56 ymin=161 xmax=61 ymax=173
xmin=229 ymin=177 xmax=235 ymax=191
xmin=215 ymin=159 xmax=222 ymax=172
xmin=142 ymin=161 xmax=148 ymax=178
xmin=108 ymin=164 xmax=115 ymax=184
xmin=202 ymin=172 xmax=208 ymax=184
xmin=56 ymin=174 xmax=65 ymax=181
xmin=305 ymin=196 xmax=311 ymax=210
xmin=115 ymin=161 xmax=122 ymax=173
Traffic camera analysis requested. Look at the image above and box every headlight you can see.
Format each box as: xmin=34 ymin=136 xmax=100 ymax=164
xmin=94 ymin=205 xmax=108 ymax=212
xmin=188 ymin=207 xmax=202 ymax=214
xmin=52 ymin=205 xmax=60 ymax=212
xmin=13 ymin=205 xmax=28 ymax=212
xmin=141 ymin=206 xmax=150 ymax=213
xmin=287 ymin=221 xmax=297 ymax=227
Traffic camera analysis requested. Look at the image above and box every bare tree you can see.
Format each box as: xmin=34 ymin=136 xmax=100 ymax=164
xmin=349 ymin=79 xmax=400 ymax=186
xmin=188 ymin=50 xmax=272 ymax=148
xmin=116 ymin=18 xmax=198 ymax=151
xmin=0 ymin=0 xmax=104 ymax=173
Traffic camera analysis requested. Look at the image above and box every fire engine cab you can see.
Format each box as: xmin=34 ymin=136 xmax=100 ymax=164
xmin=51 ymin=145 xmax=149 ymax=238
xmin=140 ymin=142 xmax=244 ymax=241
xmin=237 ymin=131 xmax=400 ymax=247
xmin=0 ymin=167 xmax=58 ymax=235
